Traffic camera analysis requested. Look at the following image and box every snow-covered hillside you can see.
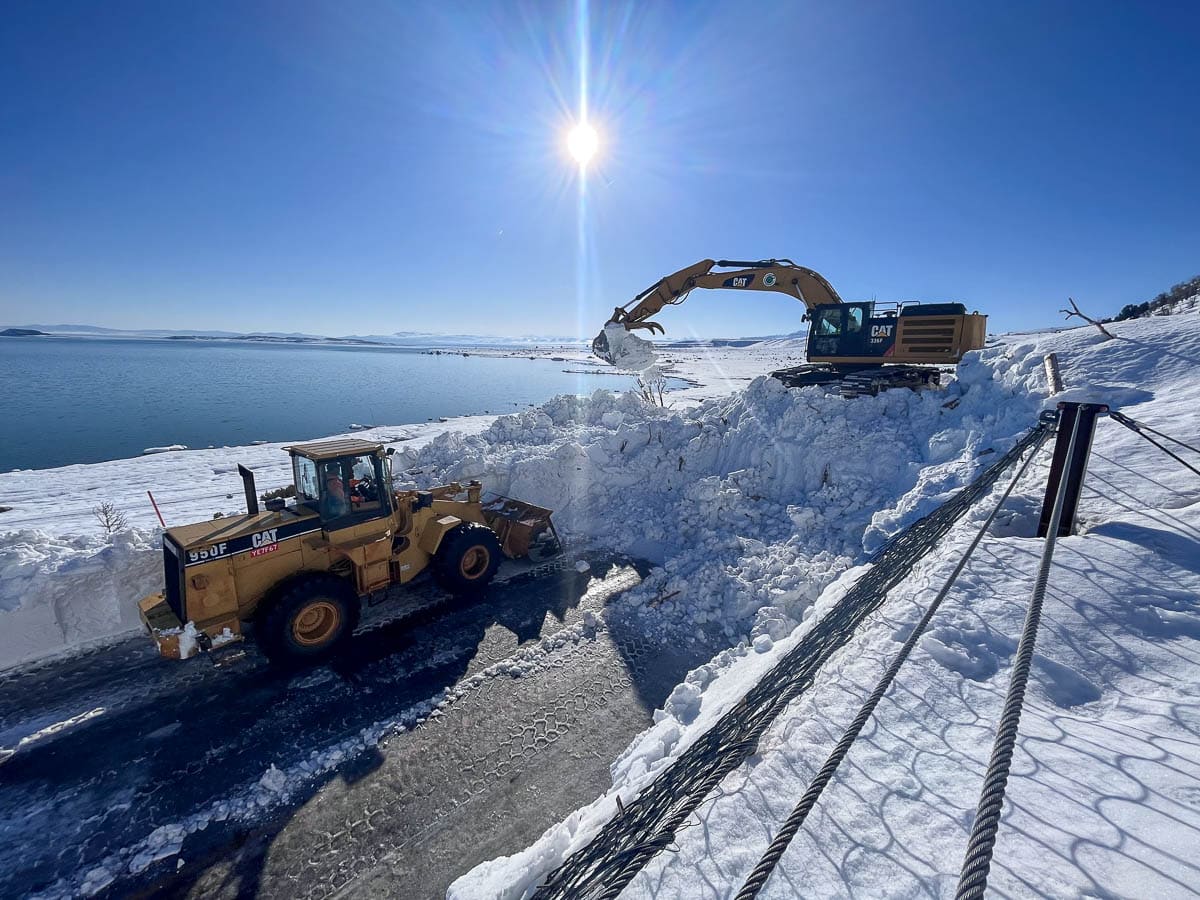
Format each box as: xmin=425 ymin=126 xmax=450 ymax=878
xmin=1 ymin=312 xmax=1198 ymax=900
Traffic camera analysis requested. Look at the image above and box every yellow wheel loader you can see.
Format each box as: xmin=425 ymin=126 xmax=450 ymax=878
xmin=593 ymin=258 xmax=987 ymax=397
xmin=137 ymin=438 xmax=558 ymax=664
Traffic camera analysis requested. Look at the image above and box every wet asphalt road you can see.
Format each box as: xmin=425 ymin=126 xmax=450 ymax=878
xmin=0 ymin=554 xmax=716 ymax=899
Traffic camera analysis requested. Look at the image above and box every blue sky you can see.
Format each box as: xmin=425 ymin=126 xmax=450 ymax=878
xmin=2 ymin=1 xmax=1197 ymax=339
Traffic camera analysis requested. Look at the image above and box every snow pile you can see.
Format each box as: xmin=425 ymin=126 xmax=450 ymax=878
xmin=449 ymin=312 xmax=1200 ymax=900
xmin=0 ymin=528 xmax=160 ymax=669
xmin=395 ymin=339 xmax=1049 ymax=644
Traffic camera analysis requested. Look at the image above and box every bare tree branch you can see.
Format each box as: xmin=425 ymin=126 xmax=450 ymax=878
xmin=1059 ymin=297 xmax=1114 ymax=340
xmin=92 ymin=501 xmax=128 ymax=535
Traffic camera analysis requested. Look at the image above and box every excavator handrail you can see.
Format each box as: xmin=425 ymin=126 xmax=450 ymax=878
xmin=714 ymin=258 xmax=797 ymax=268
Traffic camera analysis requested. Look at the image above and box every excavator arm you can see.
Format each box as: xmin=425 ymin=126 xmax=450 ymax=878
xmin=594 ymin=258 xmax=843 ymax=363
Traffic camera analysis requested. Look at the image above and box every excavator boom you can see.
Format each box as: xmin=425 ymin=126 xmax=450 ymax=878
xmin=593 ymin=258 xmax=842 ymax=363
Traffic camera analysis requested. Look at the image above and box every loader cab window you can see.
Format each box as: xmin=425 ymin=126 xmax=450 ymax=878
xmin=318 ymin=454 xmax=388 ymax=526
xmin=294 ymin=456 xmax=321 ymax=507
xmin=846 ymin=307 xmax=864 ymax=332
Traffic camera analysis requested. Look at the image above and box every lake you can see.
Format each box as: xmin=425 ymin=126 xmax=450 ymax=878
xmin=0 ymin=336 xmax=669 ymax=471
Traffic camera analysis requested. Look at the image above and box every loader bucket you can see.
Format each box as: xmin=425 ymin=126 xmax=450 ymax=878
xmin=481 ymin=494 xmax=560 ymax=559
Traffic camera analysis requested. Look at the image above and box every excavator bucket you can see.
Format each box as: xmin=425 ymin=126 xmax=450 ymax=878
xmin=592 ymin=328 xmax=616 ymax=365
xmin=591 ymin=322 xmax=660 ymax=370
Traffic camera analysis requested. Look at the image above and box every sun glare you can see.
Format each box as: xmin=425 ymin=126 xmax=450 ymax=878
xmin=567 ymin=122 xmax=599 ymax=166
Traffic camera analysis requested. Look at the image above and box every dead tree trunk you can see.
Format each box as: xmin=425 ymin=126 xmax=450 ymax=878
xmin=1060 ymin=297 xmax=1114 ymax=340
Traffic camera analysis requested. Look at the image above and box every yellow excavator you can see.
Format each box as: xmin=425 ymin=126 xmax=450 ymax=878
xmin=593 ymin=258 xmax=987 ymax=397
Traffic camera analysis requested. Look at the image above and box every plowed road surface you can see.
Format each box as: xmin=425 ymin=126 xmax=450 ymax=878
xmin=0 ymin=554 xmax=715 ymax=899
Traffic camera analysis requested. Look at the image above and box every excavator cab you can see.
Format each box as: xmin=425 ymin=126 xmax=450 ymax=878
xmin=806 ymin=303 xmax=872 ymax=359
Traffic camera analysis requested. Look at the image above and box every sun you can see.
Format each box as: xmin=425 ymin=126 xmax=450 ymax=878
xmin=567 ymin=122 xmax=599 ymax=166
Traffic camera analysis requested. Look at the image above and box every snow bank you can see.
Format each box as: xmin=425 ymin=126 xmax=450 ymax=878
xmin=397 ymin=338 xmax=1048 ymax=648
xmin=0 ymin=528 xmax=160 ymax=670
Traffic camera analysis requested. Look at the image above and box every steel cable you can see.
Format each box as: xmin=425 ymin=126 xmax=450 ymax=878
xmin=1109 ymin=410 xmax=1200 ymax=455
xmin=1109 ymin=411 xmax=1200 ymax=479
xmin=533 ymin=423 xmax=1049 ymax=900
xmin=734 ymin=428 xmax=1049 ymax=900
xmin=954 ymin=411 xmax=1082 ymax=900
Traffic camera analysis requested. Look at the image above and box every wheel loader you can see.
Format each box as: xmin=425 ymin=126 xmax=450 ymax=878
xmin=593 ymin=258 xmax=988 ymax=397
xmin=137 ymin=438 xmax=559 ymax=664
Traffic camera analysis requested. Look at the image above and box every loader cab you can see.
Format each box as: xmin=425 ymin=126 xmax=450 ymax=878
xmin=285 ymin=438 xmax=393 ymax=530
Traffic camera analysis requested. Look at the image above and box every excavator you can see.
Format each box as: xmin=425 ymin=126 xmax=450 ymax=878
xmin=593 ymin=258 xmax=987 ymax=397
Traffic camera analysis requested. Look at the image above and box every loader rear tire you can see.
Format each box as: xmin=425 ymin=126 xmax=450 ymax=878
xmin=259 ymin=573 xmax=360 ymax=665
xmin=434 ymin=523 xmax=502 ymax=595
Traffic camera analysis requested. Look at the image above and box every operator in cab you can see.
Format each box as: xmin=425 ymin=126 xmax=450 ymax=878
xmin=322 ymin=464 xmax=350 ymax=518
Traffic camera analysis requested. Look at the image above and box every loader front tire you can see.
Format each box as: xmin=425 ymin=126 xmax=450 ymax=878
xmin=259 ymin=574 xmax=360 ymax=665
xmin=434 ymin=523 xmax=502 ymax=595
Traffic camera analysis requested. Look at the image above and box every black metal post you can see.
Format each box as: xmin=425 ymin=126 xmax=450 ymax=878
xmin=1037 ymin=402 xmax=1107 ymax=537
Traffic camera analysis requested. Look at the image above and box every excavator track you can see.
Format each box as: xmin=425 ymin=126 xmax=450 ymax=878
xmin=837 ymin=365 xmax=941 ymax=398
xmin=766 ymin=363 xmax=848 ymax=389
xmin=767 ymin=364 xmax=943 ymax=398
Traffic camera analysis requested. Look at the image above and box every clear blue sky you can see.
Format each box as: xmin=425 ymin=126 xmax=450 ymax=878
xmin=2 ymin=1 xmax=1197 ymax=339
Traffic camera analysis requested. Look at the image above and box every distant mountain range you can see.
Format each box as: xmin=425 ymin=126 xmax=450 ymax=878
xmin=3 ymin=323 xmax=806 ymax=346
xmin=3 ymin=324 xmax=588 ymax=347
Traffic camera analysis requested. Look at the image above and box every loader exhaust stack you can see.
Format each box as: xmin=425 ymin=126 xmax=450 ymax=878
xmin=238 ymin=464 xmax=259 ymax=515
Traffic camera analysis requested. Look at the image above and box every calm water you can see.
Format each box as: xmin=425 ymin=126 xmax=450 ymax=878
xmin=0 ymin=337 xmax=665 ymax=471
